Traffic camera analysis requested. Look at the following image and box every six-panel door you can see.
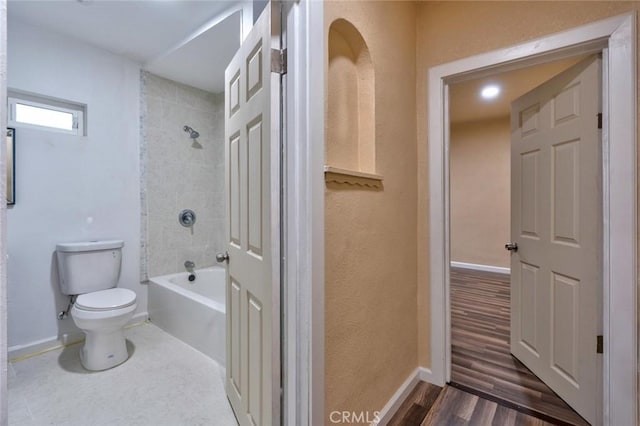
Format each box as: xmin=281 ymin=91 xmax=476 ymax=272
xmin=510 ymin=55 xmax=602 ymax=424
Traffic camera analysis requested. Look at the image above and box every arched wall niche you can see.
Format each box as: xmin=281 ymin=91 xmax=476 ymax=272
xmin=326 ymin=18 xmax=376 ymax=176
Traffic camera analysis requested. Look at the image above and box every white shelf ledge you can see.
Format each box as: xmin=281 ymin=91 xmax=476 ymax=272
xmin=324 ymin=166 xmax=383 ymax=188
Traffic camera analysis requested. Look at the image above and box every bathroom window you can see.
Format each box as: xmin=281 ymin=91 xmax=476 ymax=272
xmin=8 ymin=92 xmax=85 ymax=135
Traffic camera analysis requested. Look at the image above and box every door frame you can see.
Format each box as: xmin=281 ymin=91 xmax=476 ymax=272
xmin=0 ymin=1 xmax=7 ymax=424
xmin=281 ymin=1 xmax=325 ymax=425
xmin=428 ymin=13 xmax=637 ymax=425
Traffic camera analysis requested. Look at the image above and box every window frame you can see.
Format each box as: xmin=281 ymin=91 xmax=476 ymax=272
xmin=8 ymin=95 xmax=84 ymax=136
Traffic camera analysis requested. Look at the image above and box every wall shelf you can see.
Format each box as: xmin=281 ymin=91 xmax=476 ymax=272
xmin=324 ymin=166 xmax=383 ymax=188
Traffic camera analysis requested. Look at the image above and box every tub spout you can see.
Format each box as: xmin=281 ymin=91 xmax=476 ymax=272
xmin=184 ymin=260 xmax=195 ymax=272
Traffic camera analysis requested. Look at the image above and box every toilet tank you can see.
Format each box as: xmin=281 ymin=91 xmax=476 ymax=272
xmin=56 ymin=240 xmax=124 ymax=295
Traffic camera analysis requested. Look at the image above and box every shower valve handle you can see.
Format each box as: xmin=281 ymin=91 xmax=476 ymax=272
xmin=178 ymin=209 xmax=196 ymax=227
xmin=216 ymin=251 xmax=230 ymax=263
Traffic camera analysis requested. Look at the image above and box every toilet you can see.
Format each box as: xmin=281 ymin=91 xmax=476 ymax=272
xmin=56 ymin=240 xmax=137 ymax=371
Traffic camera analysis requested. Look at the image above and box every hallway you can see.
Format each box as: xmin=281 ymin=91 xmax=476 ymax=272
xmin=388 ymin=381 xmax=554 ymax=425
xmin=450 ymin=267 xmax=589 ymax=425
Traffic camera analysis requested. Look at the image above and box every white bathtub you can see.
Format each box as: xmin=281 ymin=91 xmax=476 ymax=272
xmin=149 ymin=266 xmax=225 ymax=366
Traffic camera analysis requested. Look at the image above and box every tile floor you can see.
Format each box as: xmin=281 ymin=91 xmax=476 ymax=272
xmin=8 ymin=323 xmax=238 ymax=426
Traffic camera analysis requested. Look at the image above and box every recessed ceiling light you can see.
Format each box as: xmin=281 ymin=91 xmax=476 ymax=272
xmin=481 ymin=85 xmax=500 ymax=100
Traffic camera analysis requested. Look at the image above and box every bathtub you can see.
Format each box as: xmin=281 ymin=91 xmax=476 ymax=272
xmin=148 ymin=266 xmax=225 ymax=367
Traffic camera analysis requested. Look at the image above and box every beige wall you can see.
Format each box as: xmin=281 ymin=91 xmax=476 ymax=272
xmin=324 ymin=1 xmax=417 ymax=424
xmin=416 ymin=0 xmax=640 ymax=368
xmin=450 ymin=117 xmax=510 ymax=269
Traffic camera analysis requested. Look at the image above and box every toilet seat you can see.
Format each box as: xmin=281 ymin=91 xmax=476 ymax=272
xmin=75 ymin=288 xmax=136 ymax=311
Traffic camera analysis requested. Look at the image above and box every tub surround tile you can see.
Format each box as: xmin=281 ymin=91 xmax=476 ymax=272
xmin=177 ymin=84 xmax=217 ymax=111
xmin=145 ymin=73 xmax=178 ymax=102
xmin=177 ymin=246 xmax=217 ymax=272
xmin=211 ymin=196 xmax=226 ymax=220
xmin=211 ymin=219 xmax=226 ymax=249
xmin=148 ymin=249 xmax=176 ymax=279
xmin=192 ymin=222 xmax=216 ymax=248
xmin=176 ymin=191 xmax=211 ymax=224
xmin=213 ymin=161 xmax=226 ymax=184
xmin=142 ymin=71 xmax=225 ymax=279
xmin=147 ymin=189 xmax=177 ymax=221
xmin=145 ymin=97 xmax=164 ymax=130
xmin=203 ymin=246 xmax=219 ymax=267
xmin=147 ymin=133 xmax=177 ymax=164
xmin=207 ymin=135 xmax=224 ymax=165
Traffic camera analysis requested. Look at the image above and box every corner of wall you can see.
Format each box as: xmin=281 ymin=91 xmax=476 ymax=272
xmin=139 ymin=70 xmax=149 ymax=283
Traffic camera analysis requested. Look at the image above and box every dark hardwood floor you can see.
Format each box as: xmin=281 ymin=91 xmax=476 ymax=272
xmin=388 ymin=381 xmax=555 ymax=425
xmin=449 ymin=267 xmax=589 ymax=425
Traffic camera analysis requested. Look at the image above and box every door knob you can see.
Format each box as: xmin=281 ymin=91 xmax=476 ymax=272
xmin=216 ymin=251 xmax=229 ymax=263
xmin=505 ymin=242 xmax=518 ymax=252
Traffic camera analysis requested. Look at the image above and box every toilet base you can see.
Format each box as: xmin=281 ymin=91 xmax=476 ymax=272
xmin=79 ymin=329 xmax=129 ymax=371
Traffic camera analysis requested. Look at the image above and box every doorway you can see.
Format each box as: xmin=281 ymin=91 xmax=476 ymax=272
xmin=428 ymin=14 xmax=637 ymax=426
xmin=448 ymin=57 xmax=595 ymax=425
xmin=449 ymin=267 xmax=590 ymax=424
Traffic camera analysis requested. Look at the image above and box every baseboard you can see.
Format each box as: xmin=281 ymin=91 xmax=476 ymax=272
xmin=417 ymin=367 xmax=435 ymax=384
xmin=9 ymin=311 xmax=149 ymax=361
xmin=8 ymin=333 xmax=84 ymax=362
xmin=126 ymin=312 xmax=151 ymax=328
xmin=450 ymin=261 xmax=510 ymax=275
xmin=374 ymin=367 xmax=438 ymax=425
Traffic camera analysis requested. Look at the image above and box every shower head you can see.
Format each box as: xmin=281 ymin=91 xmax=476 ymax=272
xmin=183 ymin=125 xmax=200 ymax=139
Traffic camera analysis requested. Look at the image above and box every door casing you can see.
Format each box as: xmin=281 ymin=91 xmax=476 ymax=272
xmin=281 ymin=1 xmax=325 ymax=425
xmin=428 ymin=13 xmax=637 ymax=426
xmin=0 ymin=1 xmax=7 ymax=425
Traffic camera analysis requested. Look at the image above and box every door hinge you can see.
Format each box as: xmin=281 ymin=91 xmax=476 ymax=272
xmin=271 ymin=48 xmax=287 ymax=75
xmin=597 ymin=335 xmax=603 ymax=354
xmin=597 ymin=113 xmax=602 ymax=129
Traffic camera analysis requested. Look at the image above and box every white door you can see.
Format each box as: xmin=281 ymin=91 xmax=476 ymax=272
xmin=223 ymin=4 xmax=280 ymax=426
xmin=509 ymin=55 xmax=601 ymax=424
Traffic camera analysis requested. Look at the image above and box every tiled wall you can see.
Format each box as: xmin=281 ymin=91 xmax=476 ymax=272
xmin=142 ymin=71 xmax=225 ymax=279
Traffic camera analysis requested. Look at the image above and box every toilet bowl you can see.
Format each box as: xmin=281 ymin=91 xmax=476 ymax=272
xmin=71 ymin=288 xmax=137 ymax=371
xmin=56 ymin=240 xmax=137 ymax=371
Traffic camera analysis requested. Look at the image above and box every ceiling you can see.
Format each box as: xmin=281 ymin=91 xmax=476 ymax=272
xmin=449 ymin=57 xmax=585 ymax=124
xmin=145 ymin=11 xmax=241 ymax=93
xmin=8 ymin=0 xmax=245 ymax=93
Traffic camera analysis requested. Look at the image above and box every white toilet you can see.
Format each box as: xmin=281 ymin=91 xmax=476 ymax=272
xmin=56 ymin=240 xmax=137 ymax=371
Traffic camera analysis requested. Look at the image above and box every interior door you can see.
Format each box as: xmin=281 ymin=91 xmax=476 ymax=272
xmin=509 ymin=55 xmax=601 ymax=424
xmin=223 ymin=4 xmax=280 ymax=426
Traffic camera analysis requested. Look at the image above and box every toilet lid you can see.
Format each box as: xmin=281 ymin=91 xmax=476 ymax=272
xmin=75 ymin=288 xmax=137 ymax=311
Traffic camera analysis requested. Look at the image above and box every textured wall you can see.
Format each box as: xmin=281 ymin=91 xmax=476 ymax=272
xmin=324 ymin=2 xmax=417 ymax=424
xmin=142 ymin=72 xmax=225 ymax=278
xmin=450 ymin=117 xmax=510 ymax=269
xmin=416 ymin=0 xmax=640 ymax=368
